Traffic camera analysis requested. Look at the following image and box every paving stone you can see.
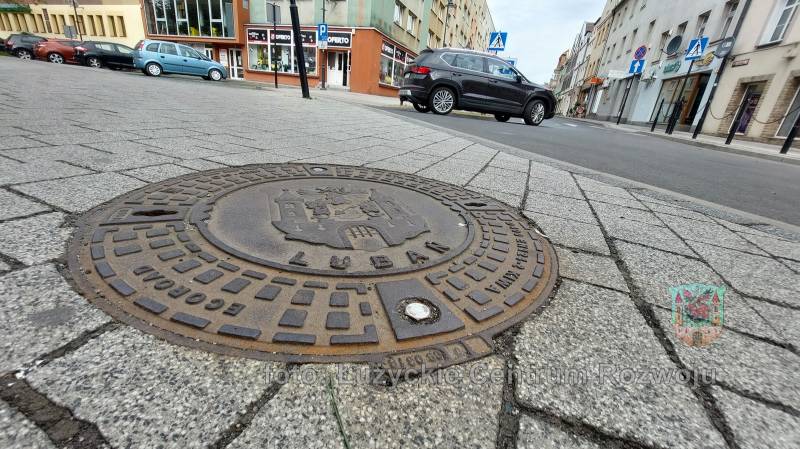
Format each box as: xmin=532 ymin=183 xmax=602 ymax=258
xmin=592 ymin=201 xmax=663 ymax=226
xmin=641 ymin=201 xmax=714 ymax=222
xmin=0 ymin=190 xmax=49 ymax=220
xmin=339 ymin=146 xmax=407 ymax=162
xmin=470 ymin=187 xmax=522 ymax=208
xmin=517 ymin=416 xmax=602 ymax=449
xmin=528 ymin=172 xmax=584 ymax=199
xmin=515 ymin=281 xmax=726 ymax=449
xmin=781 ymin=258 xmax=800 ymax=272
xmin=0 ymin=160 xmax=91 ymax=185
xmin=3 ymin=144 xmax=111 ymax=163
xmin=0 ymin=400 xmax=55 ymax=449
xmin=711 ymin=386 xmax=800 ymax=449
xmin=488 ymin=152 xmax=529 ymax=173
xmin=130 ymin=128 xmax=199 ymax=139
xmin=123 ymin=163 xmax=196 ymax=182
xmin=452 ymin=143 xmax=497 ymax=164
xmin=605 ymin=218 xmax=695 ymax=256
xmin=468 ymin=166 xmax=528 ymax=196
xmin=743 ymin=299 xmax=800 ymax=348
xmin=714 ymin=218 xmax=779 ymax=239
xmin=584 ymin=190 xmax=646 ymax=209
xmin=27 ymin=326 xmax=277 ymax=449
xmin=414 ymin=137 xmax=472 ymax=157
xmin=81 ymin=140 xmax=166 ymax=154
xmin=418 ymin=159 xmax=485 ymax=186
xmin=524 ymin=192 xmax=597 ymax=224
xmin=574 ymin=176 xmax=634 ymax=199
xmin=293 ymin=153 xmax=365 ymax=166
xmin=658 ymin=213 xmax=768 ymax=254
xmin=0 ymin=264 xmax=109 ymax=373
xmin=737 ymin=232 xmax=800 ymax=261
xmin=366 ymin=153 xmax=442 ymax=173
xmin=0 ymin=260 xmax=9 ymax=271
xmin=14 ymin=173 xmax=145 ymax=212
xmin=0 ymin=136 xmax=44 ymax=150
xmin=689 ymin=242 xmax=800 ymax=307
xmin=652 ymin=307 xmax=800 ymax=411
xmin=527 ymin=213 xmax=610 ymax=255
xmin=555 ymin=247 xmax=628 ymax=291
xmin=33 ymin=131 xmax=139 ymax=145
xmin=177 ymin=159 xmax=229 ymax=171
xmin=0 ymin=213 xmax=71 ymax=266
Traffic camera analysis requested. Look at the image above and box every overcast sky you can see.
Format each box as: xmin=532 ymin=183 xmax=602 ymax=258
xmin=486 ymin=0 xmax=607 ymax=85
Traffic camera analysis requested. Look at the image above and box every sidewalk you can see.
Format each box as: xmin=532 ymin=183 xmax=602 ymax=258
xmin=568 ymin=116 xmax=800 ymax=165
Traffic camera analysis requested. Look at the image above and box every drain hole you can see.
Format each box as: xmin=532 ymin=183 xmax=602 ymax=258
xmin=465 ymin=202 xmax=487 ymax=207
xmin=131 ymin=209 xmax=177 ymax=217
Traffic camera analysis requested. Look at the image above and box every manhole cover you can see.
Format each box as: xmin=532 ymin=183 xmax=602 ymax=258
xmin=68 ymin=164 xmax=557 ymax=372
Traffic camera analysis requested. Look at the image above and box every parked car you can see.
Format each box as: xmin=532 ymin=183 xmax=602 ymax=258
xmin=75 ymin=42 xmax=135 ymax=70
xmin=33 ymin=39 xmax=82 ymax=64
xmin=133 ymin=40 xmax=227 ymax=81
xmin=399 ymin=48 xmax=556 ymax=126
xmin=4 ymin=33 xmax=46 ymax=60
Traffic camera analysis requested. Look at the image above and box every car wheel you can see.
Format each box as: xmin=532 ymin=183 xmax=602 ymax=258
xmin=494 ymin=114 xmax=511 ymax=122
xmin=524 ymin=99 xmax=547 ymax=126
xmin=429 ymin=86 xmax=455 ymax=115
xmin=86 ymin=57 xmax=102 ymax=68
xmin=16 ymin=49 xmax=32 ymax=60
xmin=209 ymin=68 xmax=223 ymax=81
xmin=412 ymin=103 xmax=430 ymax=113
xmin=48 ymin=53 xmax=64 ymax=64
xmin=145 ymin=62 xmax=162 ymax=77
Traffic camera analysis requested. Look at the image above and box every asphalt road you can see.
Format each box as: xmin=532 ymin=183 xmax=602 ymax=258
xmin=382 ymin=108 xmax=800 ymax=226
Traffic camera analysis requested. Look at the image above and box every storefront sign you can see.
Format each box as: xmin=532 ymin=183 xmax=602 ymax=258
xmin=394 ymin=48 xmax=407 ymax=63
xmin=381 ymin=41 xmax=395 ymax=58
xmin=696 ymin=52 xmax=715 ymax=67
xmin=247 ymin=28 xmax=269 ymax=43
xmin=732 ymin=59 xmax=750 ymax=67
xmin=300 ymin=30 xmax=316 ymax=46
xmin=219 ymin=49 xmax=228 ymax=66
xmin=270 ymin=29 xmax=292 ymax=45
xmin=663 ymin=60 xmax=682 ymax=74
xmin=327 ymin=32 xmax=352 ymax=48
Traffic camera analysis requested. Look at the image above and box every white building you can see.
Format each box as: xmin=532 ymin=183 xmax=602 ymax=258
xmin=591 ymin=0 xmax=744 ymax=130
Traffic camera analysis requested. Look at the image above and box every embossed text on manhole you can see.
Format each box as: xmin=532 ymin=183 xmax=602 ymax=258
xmin=68 ymin=164 xmax=558 ymax=372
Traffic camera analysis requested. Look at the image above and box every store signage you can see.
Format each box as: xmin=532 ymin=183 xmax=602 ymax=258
xmin=381 ymin=41 xmax=394 ymax=58
xmin=300 ymin=30 xmax=316 ymax=46
xmin=394 ymin=47 xmax=407 ymax=62
xmin=607 ymin=70 xmax=627 ymax=79
xmin=663 ymin=60 xmax=682 ymax=74
xmin=247 ymin=28 xmax=270 ymax=43
xmin=696 ymin=52 xmax=715 ymax=67
xmin=327 ymin=32 xmax=352 ymax=48
xmin=270 ymin=29 xmax=292 ymax=44
xmin=732 ymin=59 xmax=749 ymax=67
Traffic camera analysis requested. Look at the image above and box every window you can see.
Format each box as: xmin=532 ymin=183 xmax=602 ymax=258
xmin=117 ymin=16 xmax=126 ymax=37
xmin=658 ymin=31 xmax=669 ymax=56
xmin=107 ymin=16 xmax=117 ymax=36
xmin=406 ymin=12 xmax=416 ymax=35
xmin=159 ymin=43 xmax=178 ymax=55
xmin=145 ymin=0 xmax=235 ymax=38
xmin=96 ymin=43 xmax=115 ymax=52
xmin=619 ymin=36 xmax=626 ymax=57
xmin=629 ymin=29 xmax=637 ymax=52
xmin=777 ymin=85 xmax=800 ymax=137
xmin=486 ymin=58 xmax=517 ymax=80
xmin=764 ymin=0 xmax=799 ymax=44
xmin=676 ymin=21 xmax=687 ymax=38
xmin=246 ymin=28 xmax=317 ymax=75
xmin=630 ymin=1 xmax=637 ymax=17
xmin=378 ymin=41 xmax=413 ymax=87
xmin=115 ymin=44 xmax=133 ymax=55
xmin=719 ymin=1 xmax=739 ymax=38
xmin=696 ymin=11 xmax=710 ymax=37
xmin=146 ymin=42 xmax=160 ymax=52
xmin=179 ymin=45 xmax=200 ymax=58
xmin=394 ymin=2 xmax=403 ymax=25
xmin=454 ymin=54 xmax=484 ymax=72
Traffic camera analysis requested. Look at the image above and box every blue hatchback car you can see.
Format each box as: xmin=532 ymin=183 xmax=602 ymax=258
xmin=133 ymin=40 xmax=227 ymax=81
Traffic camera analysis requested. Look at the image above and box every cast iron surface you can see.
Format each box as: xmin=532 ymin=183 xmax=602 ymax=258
xmin=68 ymin=164 xmax=558 ymax=372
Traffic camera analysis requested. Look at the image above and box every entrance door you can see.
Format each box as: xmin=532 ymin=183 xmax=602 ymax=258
xmin=736 ymin=83 xmax=764 ymax=134
xmin=228 ymin=48 xmax=243 ymax=79
xmin=203 ymin=48 xmax=214 ymax=60
xmin=327 ymin=52 xmax=346 ymax=87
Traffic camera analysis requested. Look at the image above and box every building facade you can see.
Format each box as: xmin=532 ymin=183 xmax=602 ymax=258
xmin=0 ymin=0 xmax=145 ymax=47
xmin=588 ymin=0 xmax=744 ymax=131
xmin=138 ymin=0 xmax=494 ymax=96
xmin=701 ymin=0 xmax=800 ymax=146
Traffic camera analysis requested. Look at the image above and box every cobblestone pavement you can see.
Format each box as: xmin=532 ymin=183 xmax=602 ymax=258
xmin=1 ymin=59 xmax=799 ymax=449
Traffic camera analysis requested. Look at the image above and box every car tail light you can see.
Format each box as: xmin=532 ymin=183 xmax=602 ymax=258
xmin=75 ymin=46 xmax=86 ymax=52
xmin=411 ymin=66 xmax=431 ymax=75
xmin=135 ymin=41 xmax=145 ymax=50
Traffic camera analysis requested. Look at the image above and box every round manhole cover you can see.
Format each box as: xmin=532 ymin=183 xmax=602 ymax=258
xmin=68 ymin=164 xmax=557 ymax=372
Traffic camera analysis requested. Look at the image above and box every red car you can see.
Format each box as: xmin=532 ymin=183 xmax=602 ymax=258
xmin=33 ymin=39 xmax=82 ymax=64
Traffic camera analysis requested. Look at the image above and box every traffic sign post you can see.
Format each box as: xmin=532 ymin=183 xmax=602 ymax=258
xmin=693 ymin=36 xmax=737 ymax=139
xmin=318 ymin=23 xmax=328 ymax=89
xmin=488 ymin=32 xmax=508 ymax=51
xmin=634 ymin=45 xmax=647 ymax=60
xmin=666 ymin=36 xmax=708 ymax=135
xmin=685 ymin=37 xmax=709 ymax=61
xmin=628 ymin=59 xmax=646 ymax=75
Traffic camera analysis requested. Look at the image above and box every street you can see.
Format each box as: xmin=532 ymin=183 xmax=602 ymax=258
xmin=0 ymin=59 xmax=798 ymax=449
xmin=382 ymin=109 xmax=800 ymax=226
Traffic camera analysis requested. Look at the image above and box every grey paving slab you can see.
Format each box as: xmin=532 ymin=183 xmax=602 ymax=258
xmin=744 ymin=299 xmax=800 ymax=349
xmin=641 ymin=201 xmax=715 ymax=222
xmin=711 ymin=386 xmax=800 ymax=449
xmin=488 ymin=152 xmax=529 ymax=173
xmin=14 ymin=173 xmax=145 ymax=213
xmin=584 ymin=190 xmax=647 ymax=209
xmin=0 ymin=401 xmax=55 ymax=449
xmin=658 ymin=213 xmax=768 ymax=254
xmin=177 ymin=158 xmax=229 ymax=171
xmin=5 ymin=144 xmax=177 ymax=171
xmin=555 ymin=247 xmax=628 ymax=291
xmin=27 ymin=326 xmax=278 ymax=449
xmin=0 ymin=160 xmax=91 ymax=185
xmin=574 ymin=176 xmax=634 ymax=199
xmin=123 ymin=163 xmax=196 ymax=183
xmin=293 ymin=153 xmax=365 ymax=167
xmin=366 ymin=153 xmax=443 ymax=173
xmin=339 ymin=146 xmax=408 ymax=162
xmin=591 ymin=201 xmax=663 ymax=226
xmin=417 ymin=158 xmax=485 ymax=186
xmin=0 ymin=136 xmax=45 ymax=150
xmin=524 ymin=192 xmax=597 ymax=224
xmin=33 ymin=131 xmax=139 ymax=146
xmin=468 ymin=166 xmax=528 ymax=196
xmin=652 ymin=307 xmax=800 ymax=410
xmin=737 ymin=232 xmax=800 ymax=261
xmin=0 ymin=213 xmax=71 ymax=266
xmin=0 ymin=260 xmax=9 ymax=271
xmin=0 ymin=190 xmax=49 ymax=220
xmin=517 ymin=416 xmax=602 ymax=449
xmin=782 ymin=258 xmax=800 ymax=272
xmin=3 ymin=144 xmax=111 ymax=163
xmin=81 ymin=140 xmax=169 ymax=155
xmin=605 ymin=218 xmax=695 ymax=256
xmin=130 ymin=128 xmax=200 ymax=139
xmin=452 ymin=143 xmax=498 ymax=164
xmin=689 ymin=241 xmax=800 ymax=307
xmin=0 ymin=126 xmax=26 ymax=136
xmin=714 ymin=218 xmax=780 ymax=239
xmin=515 ymin=280 xmax=726 ymax=449
xmin=526 ymin=213 xmax=610 ymax=255
xmin=0 ymin=264 xmax=110 ymax=373
xmin=528 ymin=172 xmax=584 ymax=200
xmin=615 ymin=241 xmax=783 ymax=342
xmin=470 ymin=187 xmax=522 ymax=208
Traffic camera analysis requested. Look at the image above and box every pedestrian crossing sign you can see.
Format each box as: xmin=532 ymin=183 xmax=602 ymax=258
xmin=685 ymin=36 xmax=709 ymax=61
xmin=488 ymin=32 xmax=508 ymax=51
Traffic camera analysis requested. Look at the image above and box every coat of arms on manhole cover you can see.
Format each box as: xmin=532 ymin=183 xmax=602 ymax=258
xmin=670 ymin=283 xmax=725 ymax=347
xmin=68 ymin=164 xmax=558 ymax=372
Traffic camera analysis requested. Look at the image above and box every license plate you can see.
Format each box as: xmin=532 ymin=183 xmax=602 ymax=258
xmin=399 ymin=89 xmax=411 ymax=96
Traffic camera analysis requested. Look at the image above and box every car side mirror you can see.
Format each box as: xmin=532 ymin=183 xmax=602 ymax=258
xmin=516 ymin=75 xmax=523 ymax=83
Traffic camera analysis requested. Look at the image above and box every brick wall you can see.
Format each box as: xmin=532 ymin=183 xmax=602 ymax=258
xmin=716 ymin=75 xmax=773 ymax=136
xmin=762 ymin=76 xmax=800 ymax=138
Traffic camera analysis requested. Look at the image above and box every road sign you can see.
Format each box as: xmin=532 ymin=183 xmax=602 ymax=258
xmin=266 ymin=2 xmax=280 ymax=24
xmin=714 ymin=36 xmax=736 ymax=58
xmin=685 ymin=36 xmax=709 ymax=61
xmin=634 ymin=45 xmax=647 ymax=60
xmin=488 ymin=32 xmax=508 ymax=51
xmin=629 ymin=59 xmax=646 ymax=75
xmin=607 ymin=70 xmax=628 ymax=79
xmin=317 ymin=23 xmax=328 ymax=50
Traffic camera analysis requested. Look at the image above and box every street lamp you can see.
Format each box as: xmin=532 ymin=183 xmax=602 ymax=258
xmin=443 ymin=0 xmax=455 ymax=47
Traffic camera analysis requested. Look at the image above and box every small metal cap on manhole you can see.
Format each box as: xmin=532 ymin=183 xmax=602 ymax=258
xmin=67 ymin=164 xmax=558 ymax=374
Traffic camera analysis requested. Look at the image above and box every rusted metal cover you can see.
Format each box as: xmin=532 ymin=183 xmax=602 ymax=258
xmin=68 ymin=164 xmax=557 ymax=373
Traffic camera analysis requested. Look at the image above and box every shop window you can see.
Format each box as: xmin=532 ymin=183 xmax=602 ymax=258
xmin=777 ymin=85 xmax=800 ymax=137
xmin=246 ymin=28 xmax=317 ymax=76
xmin=145 ymin=0 xmax=235 ymax=38
xmin=379 ymin=41 xmax=412 ymax=87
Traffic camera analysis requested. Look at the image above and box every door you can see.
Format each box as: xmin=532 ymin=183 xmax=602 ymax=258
xmin=94 ymin=42 xmax=117 ymax=66
xmin=157 ymin=43 xmax=182 ymax=73
xmin=485 ymin=58 xmax=526 ymax=113
xmin=178 ymin=45 xmax=207 ymax=75
xmin=203 ymin=48 xmax=214 ymax=59
xmin=736 ymin=83 xmax=764 ymax=134
xmin=228 ymin=48 xmax=242 ymax=79
xmin=113 ymin=44 xmax=135 ymax=68
xmin=451 ymin=53 xmax=490 ymax=107
xmin=327 ymin=52 xmax=345 ymax=86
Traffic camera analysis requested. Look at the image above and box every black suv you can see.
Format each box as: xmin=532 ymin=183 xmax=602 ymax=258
xmin=399 ymin=48 xmax=555 ymax=126
xmin=4 ymin=33 xmax=46 ymax=60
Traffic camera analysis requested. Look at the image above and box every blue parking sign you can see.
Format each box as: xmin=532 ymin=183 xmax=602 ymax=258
xmin=318 ymin=23 xmax=328 ymax=42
